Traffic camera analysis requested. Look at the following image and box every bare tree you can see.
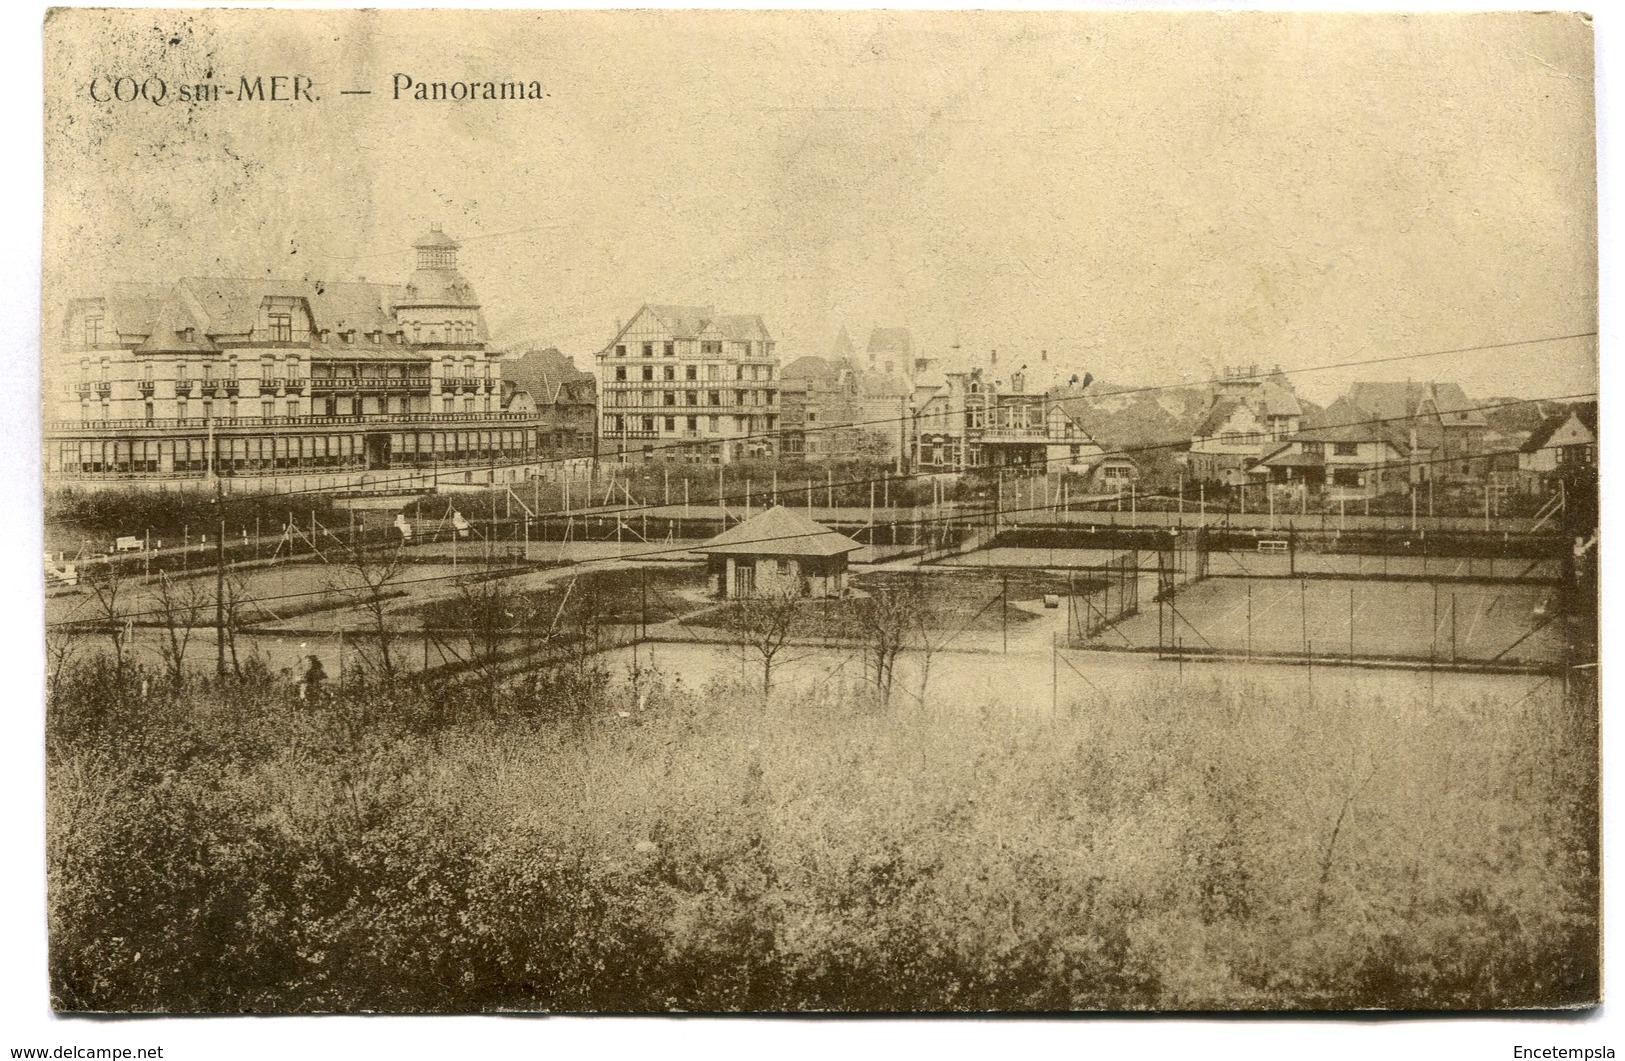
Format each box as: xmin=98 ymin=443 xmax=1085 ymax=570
xmin=81 ymin=564 xmax=129 ymax=684
xmin=725 ymin=589 xmax=806 ymax=697
xmin=454 ymin=564 xmax=524 ymax=694
xmin=152 ymin=572 xmax=209 ymax=690
xmin=331 ymin=541 xmax=411 ymax=681
xmin=858 ymin=582 xmax=915 ymax=707
xmin=907 ymin=575 xmax=952 ymax=707
xmin=44 ymin=624 xmax=81 ymax=706
xmin=558 ymin=577 xmax=605 ymax=673
xmin=217 ymin=570 xmax=254 ymax=680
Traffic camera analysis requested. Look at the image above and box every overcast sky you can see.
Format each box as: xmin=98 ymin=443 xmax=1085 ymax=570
xmin=44 ymin=9 xmax=1596 ymax=404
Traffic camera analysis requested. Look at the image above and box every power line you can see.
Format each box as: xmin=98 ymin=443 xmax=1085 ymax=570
xmin=470 ymin=390 xmax=1599 ymax=527
xmin=45 ymin=389 xmax=1595 ymax=631
xmin=42 ymin=328 xmax=1596 ymax=525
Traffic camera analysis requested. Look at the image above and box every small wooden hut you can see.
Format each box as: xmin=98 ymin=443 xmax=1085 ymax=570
xmin=695 ymin=505 xmax=862 ymax=599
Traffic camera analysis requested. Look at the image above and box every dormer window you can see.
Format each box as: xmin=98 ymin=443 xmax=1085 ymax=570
xmin=268 ymin=312 xmax=293 ymax=342
xmin=83 ymin=315 xmax=104 ymax=346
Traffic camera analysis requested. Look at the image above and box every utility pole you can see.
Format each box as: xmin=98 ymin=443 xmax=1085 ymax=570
xmin=1300 ymin=578 xmax=1308 ymax=659
xmin=1051 ymin=632 xmax=1057 ymax=715
xmin=215 ymin=476 xmax=226 ymax=678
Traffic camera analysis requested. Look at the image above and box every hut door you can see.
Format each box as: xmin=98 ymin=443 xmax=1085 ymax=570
xmin=736 ymin=561 xmax=756 ymax=598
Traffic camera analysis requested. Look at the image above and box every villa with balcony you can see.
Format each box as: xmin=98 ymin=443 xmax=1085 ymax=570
xmin=595 ymin=304 xmax=781 ymax=464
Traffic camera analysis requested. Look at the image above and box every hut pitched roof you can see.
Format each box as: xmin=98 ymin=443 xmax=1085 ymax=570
xmin=696 ymin=505 xmax=862 ymax=558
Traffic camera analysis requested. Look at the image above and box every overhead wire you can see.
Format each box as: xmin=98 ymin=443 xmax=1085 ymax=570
xmin=41 ymin=328 xmax=1597 ymax=526
xmin=44 ymin=389 xmax=1595 ymax=631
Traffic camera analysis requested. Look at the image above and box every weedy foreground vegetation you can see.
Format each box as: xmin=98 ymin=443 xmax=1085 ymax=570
xmin=48 ymin=648 xmax=1596 ymax=1012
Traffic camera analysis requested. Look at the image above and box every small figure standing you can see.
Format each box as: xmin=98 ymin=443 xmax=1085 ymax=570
xmin=298 ymin=654 xmax=327 ymax=701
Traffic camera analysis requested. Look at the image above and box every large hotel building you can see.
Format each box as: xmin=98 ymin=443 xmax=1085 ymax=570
xmin=596 ymin=304 xmax=780 ymax=464
xmin=45 ymin=227 xmax=539 ymax=492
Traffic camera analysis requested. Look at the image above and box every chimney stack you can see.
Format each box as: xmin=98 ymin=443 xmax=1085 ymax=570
xmin=991 ymin=348 xmax=998 ymax=366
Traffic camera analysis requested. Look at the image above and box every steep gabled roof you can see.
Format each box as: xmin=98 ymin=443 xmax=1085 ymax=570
xmin=830 ymin=326 xmax=857 ymax=360
xmin=622 ymin=305 xmax=772 ymax=345
xmin=1423 ymin=382 xmax=1487 ymax=427
xmin=1296 ymin=396 xmax=1410 ymax=453
xmin=1255 ymin=445 xmax=1326 ymax=469
xmin=1520 ymin=401 xmax=1599 ymax=453
xmin=1256 ymin=381 xmax=1302 ymax=418
xmin=505 ymin=347 xmax=594 ymax=404
xmin=642 ymin=304 xmax=714 ymax=339
xmin=1347 ymin=381 xmax=1426 ymax=423
xmin=66 ymin=283 xmax=174 ymax=344
xmin=1194 ymin=398 xmax=1253 ymax=438
xmin=867 ymin=327 xmax=913 ymax=359
xmin=707 ymin=314 xmax=772 ymax=343
xmin=696 ymin=505 xmax=862 ymax=558
xmin=782 ymin=355 xmax=837 ymax=382
xmin=130 ymin=292 xmax=220 ymax=354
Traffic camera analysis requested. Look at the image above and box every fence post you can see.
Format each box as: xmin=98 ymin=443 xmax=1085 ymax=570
xmin=1001 ymin=573 xmax=1009 ymax=654
xmin=1051 ymin=633 xmax=1058 ymax=716
xmin=1300 ymin=579 xmax=1308 ymax=658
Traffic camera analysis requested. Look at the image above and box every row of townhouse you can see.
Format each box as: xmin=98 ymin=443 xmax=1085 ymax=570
xmin=587 ymin=321 xmax=1147 ymax=491
xmin=53 ymin=239 xmax=1586 ymax=503
xmin=1187 ymin=368 xmax=1596 ymax=501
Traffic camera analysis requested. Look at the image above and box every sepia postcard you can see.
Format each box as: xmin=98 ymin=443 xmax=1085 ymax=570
xmin=39 ymin=7 xmax=1599 ymax=1015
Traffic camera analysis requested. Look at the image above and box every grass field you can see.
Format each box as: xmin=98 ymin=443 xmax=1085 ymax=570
xmin=47 ymin=651 xmax=1597 ymax=1012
